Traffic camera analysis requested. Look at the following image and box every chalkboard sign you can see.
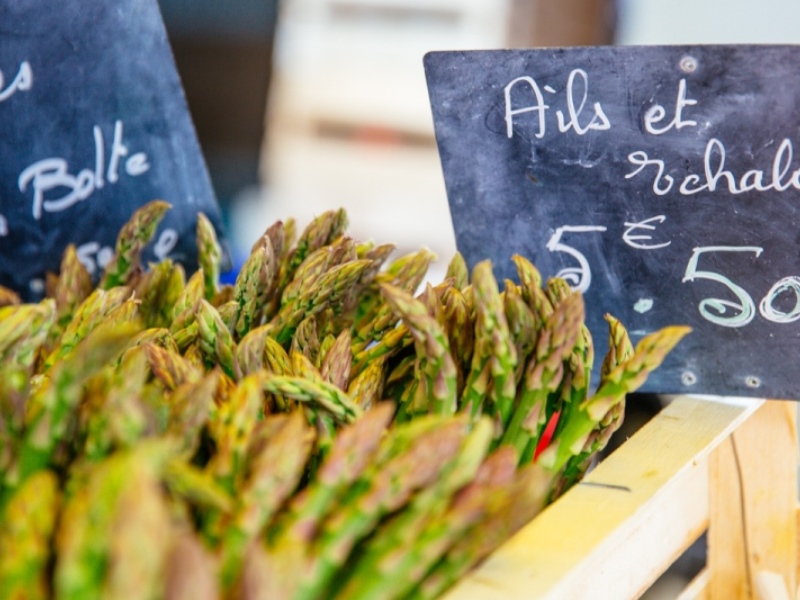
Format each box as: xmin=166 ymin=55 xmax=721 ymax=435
xmin=425 ymin=45 xmax=800 ymax=400
xmin=0 ymin=0 xmax=229 ymax=299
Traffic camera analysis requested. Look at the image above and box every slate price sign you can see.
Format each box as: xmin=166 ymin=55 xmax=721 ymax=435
xmin=424 ymin=45 xmax=800 ymax=400
xmin=0 ymin=0 xmax=228 ymax=299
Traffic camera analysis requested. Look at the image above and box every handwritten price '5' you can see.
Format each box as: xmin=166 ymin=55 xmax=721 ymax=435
xmin=545 ymin=216 xmax=670 ymax=294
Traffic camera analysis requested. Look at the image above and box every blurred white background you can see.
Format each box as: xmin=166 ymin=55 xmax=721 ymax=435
xmin=618 ymin=0 xmax=800 ymax=44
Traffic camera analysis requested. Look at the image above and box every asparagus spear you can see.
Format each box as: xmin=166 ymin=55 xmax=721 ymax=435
xmin=99 ymin=200 xmax=171 ymax=290
xmin=0 ymin=469 xmax=60 ymax=600
xmin=282 ymin=237 xmax=356 ymax=309
xmin=336 ymin=417 xmax=494 ymax=600
xmin=540 ymin=324 xmax=691 ymax=473
xmin=461 ymin=261 xmax=517 ymax=426
xmin=195 ymin=299 xmax=237 ymax=379
xmin=45 ymin=286 xmax=133 ymax=369
xmin=263 ymin=335 xmax=293 ymax=411
xmin=54 ymin=442 xmax=173 ymax=600
xmin=550 ymin=315 xmax=626 ymax=474
xmin=415 ymin=462 xmax=553 ymax=600
xmin=196 ymin=212 xmax=222 ymax=301
xmin=9 ymin=323 xmax=138 ymax=489
xmin=206 ymin=373 xmax=265 ymax=493
xmin=347 ymin=356 xmax=387 ymax=411
xmin=546 ymin=276 xmax=574 ymax=306
xmin=512 ymin=254 xmax=553 ymax=325
xmin=500 ymin=291 xmax=584 ymax=459
xmin=504 ymin=280 xmax=538 ymax=388
xmin=219 ymin=410 xmax=314 ymax=590
xmin=232 ymin=240 xmax=276 ymax=339
xmin=261 ymin=375 xmax=362 ymax=424
xmin=143 ymin=342 xmax=202 ymax=391
xmin=236 ymin=324 xmax=273 ymax=378
xmin=441 ymin=285 xmax=474 ymax=398
xmin=51 ymin=244 xmax=93 ymax=335
xmin=292 ymin=416 xmax=470 ymax=600
xmin=380 ymin=283 xmax=457 ymax=415
xmin=280 ymin=209 xmax=348 ymax=290
xmin=319 ymin=329 xmax=351 ymax=390
xmin=170 ymin=269 xmax=205 ymax=334
xmin=134 ymin=259 xmax=184 ymax=329
xmin=445 ymin=251 xmax=469 ymax=291
xmin=270 ymin=259 xmax=373 ymax=345
xmin=290 ymin=316 xmax=321 ymax=365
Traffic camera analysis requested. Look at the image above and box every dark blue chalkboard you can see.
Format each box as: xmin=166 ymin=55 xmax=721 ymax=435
xmin=0 ymin=0 xmax=229 ymax=298
xmin=425 ymin=46 xmax=800 ymax=401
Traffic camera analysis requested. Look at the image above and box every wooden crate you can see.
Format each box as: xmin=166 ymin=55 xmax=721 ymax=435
xmin=444 ymin=396 xmax=799 ymax=600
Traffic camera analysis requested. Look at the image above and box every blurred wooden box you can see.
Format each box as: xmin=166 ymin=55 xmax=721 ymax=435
xmin=445 ymin=397 xmax=799 ymax=600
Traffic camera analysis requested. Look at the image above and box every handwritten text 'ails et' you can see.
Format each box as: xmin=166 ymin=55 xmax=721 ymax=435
xmin=504 ymin=68 xmax=611 ymax=139
xmin=19 ymin=120 xmax=150 ymax=220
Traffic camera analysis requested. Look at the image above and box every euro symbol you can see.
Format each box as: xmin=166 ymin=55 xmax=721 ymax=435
xmin=623 ymin=215 xmax=670 ymax=250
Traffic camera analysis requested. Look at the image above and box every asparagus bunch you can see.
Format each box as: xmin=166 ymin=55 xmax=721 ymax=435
xmin=0 ymin=202 xmax=689 ymax=599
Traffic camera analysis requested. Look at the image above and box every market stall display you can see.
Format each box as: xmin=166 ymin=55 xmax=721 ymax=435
xmin=0 ymin=204 xmax=686 ymax=598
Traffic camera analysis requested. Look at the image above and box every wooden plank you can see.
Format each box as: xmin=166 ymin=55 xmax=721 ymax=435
xmin=708 ymin=401 xmax=797 ymax=600
xmin=444 ymin=396 xmax=763 ymax=600
xmin=753 ymin=572 xmax=791 ymax=600
xmin=796 ymin=505 xmax=800 ymax=592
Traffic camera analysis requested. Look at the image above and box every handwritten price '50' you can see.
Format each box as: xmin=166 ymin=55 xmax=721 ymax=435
xmin=682 ymin=246 xmax=800 ymax=327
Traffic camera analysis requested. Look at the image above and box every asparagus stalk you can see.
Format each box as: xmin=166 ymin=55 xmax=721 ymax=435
xmin=9 ymin=323 xmax=138 ymax=489
xmin=54 ymin=442 xmax=173 ymax=600
xmin=461 ymin=261 xmax=517 ymax=426
xmin=500 ymin=291 xmax=584 ymax=458
xmin=380 ymin=283 xmax=457 ymax=415
xmin=336 ymin=417 xmax=494 ymax=600
xmin=292 ymin=416 xmax=470 ymax=600
xmin=219 ymin=410 xmax=315 ymax=590
xmin=196 ymin=212 xmax=222 ymax=301
xmin=99 ymin=200 xmax=171 ymax=290
xmin=0 ymin=469 xmax=60 ymax=600
xmin=540 ymin=324 xmax=691 ymax=473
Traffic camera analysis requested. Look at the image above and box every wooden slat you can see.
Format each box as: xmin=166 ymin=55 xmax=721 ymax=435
xmin=444 ymin=396 xmax=763 ymax=600
xmin=708 ymin=401 xmax=797 ymax=600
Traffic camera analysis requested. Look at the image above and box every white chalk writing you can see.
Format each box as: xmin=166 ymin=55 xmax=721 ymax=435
xmin=623 ymin=215 xmax=670 ymax=250
xmin=644 ymin=79 xmax=697 ymax=135
xmin=626 ymin=138 xmax=800 ymax=197
xmin=504 ymin=68 xmax=610 ymax=139
xmin=19 ymin=120 xmax=151 ymax=219
xmin=0 ymin=61 xmax=32 ymax=103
